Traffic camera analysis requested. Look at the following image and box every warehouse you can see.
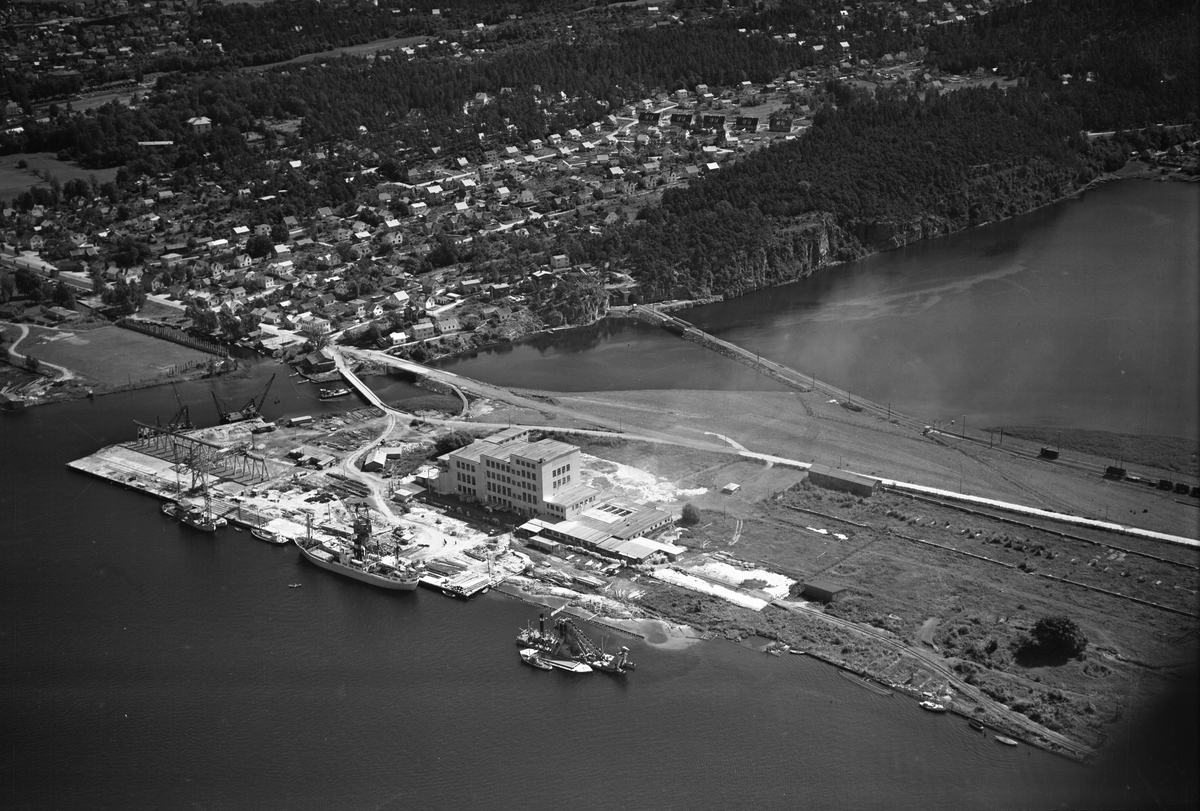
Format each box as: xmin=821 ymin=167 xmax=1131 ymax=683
xmin=806 ymin=464 xmax=879 ymax=498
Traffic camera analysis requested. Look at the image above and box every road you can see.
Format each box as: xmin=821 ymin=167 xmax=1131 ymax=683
xmin=1 ymin=322 xmax=76 ymax=381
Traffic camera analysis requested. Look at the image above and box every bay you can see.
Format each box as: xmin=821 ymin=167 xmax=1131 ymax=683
xmin=436 ymin=181 xmax=1200 ymax=438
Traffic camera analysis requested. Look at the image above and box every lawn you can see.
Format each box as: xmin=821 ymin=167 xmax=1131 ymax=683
xmin=0 ymin=153 xmax=120 ymax=202
xmin=23 ymin=325 xmax=213 ymax=385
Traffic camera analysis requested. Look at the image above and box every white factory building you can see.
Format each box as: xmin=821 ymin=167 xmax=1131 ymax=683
xmin=435 ymin=428 xmax=601 ymax=520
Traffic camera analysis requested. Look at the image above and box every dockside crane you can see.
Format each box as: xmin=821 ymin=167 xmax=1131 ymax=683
xmin=160 ymin=382 xmax=194 ymax=431
xmin=212 ymin=373 xmax=276 ymax=424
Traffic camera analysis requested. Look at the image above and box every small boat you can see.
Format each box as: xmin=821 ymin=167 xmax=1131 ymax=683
xmin=233 ymin=526 xmax=243 ymax=532
xmin=969 ymin=718 xmax=985 ymax=732
xmin=319 ymin=387 xmax=351 ymax=400
xmin=544 ymin=658 xmax=593 ymax=673
xmin=995 ymin=736 xmax=1019 ymax=747
xmin=920 ymin=700 xmax=949 ymax=713
xmin=251 ymin=527 xmax=291 ymax=545
xmin=161 ymin=502 xmax=179 ymax=517
xmin=519 ymin=648 xmax=553 ymax=671
xmin=288 ymin=583 xmax=302 ymax=588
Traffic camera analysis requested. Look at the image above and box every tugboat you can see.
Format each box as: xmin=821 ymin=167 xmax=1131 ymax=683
xmin=319 ymin=387 xmax=351 ymax=400
xmin=296 ymin=508 xmax=420 ymax=591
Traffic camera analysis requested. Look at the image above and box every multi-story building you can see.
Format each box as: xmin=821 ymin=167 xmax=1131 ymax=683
xmin=439 ymin=428 xmax=600 ymax=519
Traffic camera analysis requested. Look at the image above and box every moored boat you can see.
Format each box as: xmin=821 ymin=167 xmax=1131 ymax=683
xmin=544 ymin=658 xmax=592 ymax=673
xmin=516 ymin=613 xmax=636 ymax=673
xmin=252 ymin=526 xmax=291 ymax=545
xmin=969 ymin=718 xmax=985 ymax=732
xmin=319 ymin=387 xmax=351 ymax=400
xmin=296 ymin=505 xmax=419 ymax=590
xmin=920 ymin=700 xmax=949 ymax=713
xmin=995 ymin=735 xmax=1019 ymax=746
xmin=519 ymin=648 xmax=553 ymax=670
xmin=298 ymin=539 xmax=420 ymax=590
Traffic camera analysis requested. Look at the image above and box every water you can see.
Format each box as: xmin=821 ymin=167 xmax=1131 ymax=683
xmin=2 ymin=374 xmax=1116 ymax=810
xmin=437 ymin=181 xmax=1200 ymax=438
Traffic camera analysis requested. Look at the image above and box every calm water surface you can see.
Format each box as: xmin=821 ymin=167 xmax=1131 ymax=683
xmin=2 ymin=369 xmax=1123 ymax=810
xmin=438 ymin=181 xmax=1199 ymax=438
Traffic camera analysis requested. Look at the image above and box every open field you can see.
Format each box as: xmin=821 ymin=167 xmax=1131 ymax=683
xmin=548 ymin=388 xmax=1200 ymax=539
xmin=561 ymin=432 xmax=1198 ymax=749
xmin=0 ymin=153 xmax=120 ymax=202
xmin=22 ymin=325 xmax=212 ymax=386
xmin=242 ymin=35 xmax=432 ymax=72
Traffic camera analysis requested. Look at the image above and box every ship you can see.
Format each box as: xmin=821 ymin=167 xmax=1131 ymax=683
xmin=516 ymin=612 xmax=636 ymax=673
xmin=519 ymin=648 xmax=553 ymax=670
xmin=296 ymin=508 xmax=420 ymax=591
xmin=251 ymin=526 xmax=291 ymax=545
xmin=319 ymin=387 xmax=351 ymax=400
xmin=543 ymin=658 xmax=592 ymax=673
xmin=162 ymin=500 xmax=223 ymax=532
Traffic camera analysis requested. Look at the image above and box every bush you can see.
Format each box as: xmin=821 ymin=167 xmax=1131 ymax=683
xmin=1031 ymin=615 xmax=1089 ymax=658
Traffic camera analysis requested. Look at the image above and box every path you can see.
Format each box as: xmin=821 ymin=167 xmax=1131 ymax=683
xmin=2 ymin=322 xmax=75 ymax=381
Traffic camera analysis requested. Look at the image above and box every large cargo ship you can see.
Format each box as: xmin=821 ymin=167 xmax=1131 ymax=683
xmin=297 ymin=540 xmax=420 ymax=590
xmin=296 ymin=506 xmax=420 ymax=591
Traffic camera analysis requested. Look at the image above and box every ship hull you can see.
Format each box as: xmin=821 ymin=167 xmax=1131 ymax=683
xmin=298 ymin=542 xmax=419 ymax=590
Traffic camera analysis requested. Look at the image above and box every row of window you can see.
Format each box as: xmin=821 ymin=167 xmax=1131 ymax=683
xmin=551 ymin=462 xmax=572 ymax=478
xmin=455 ymin=472 xmax=477 ymax=486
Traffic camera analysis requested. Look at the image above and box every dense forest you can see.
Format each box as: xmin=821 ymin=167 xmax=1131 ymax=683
xmin=924 ymin=0 xmax=1198 ymax=130
xmin=617 ymin=85 xmax=1106 ymax=300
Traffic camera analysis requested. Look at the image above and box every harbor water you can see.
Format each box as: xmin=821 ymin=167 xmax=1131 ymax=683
xmin=437 ymin=181 xmax=1200 ymax=439
xmin=0 ymin=368 xmax=1148 ymax=811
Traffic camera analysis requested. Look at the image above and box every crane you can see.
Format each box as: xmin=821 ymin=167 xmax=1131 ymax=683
xmin=165 ymin=382 xmax=193 ymax=431
xmin=212 ymin=373 xmax=276 ymax=424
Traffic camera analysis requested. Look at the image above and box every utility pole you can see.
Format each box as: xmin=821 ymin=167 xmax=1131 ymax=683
xmin=962 ymin=415 xmax=966 ymax=439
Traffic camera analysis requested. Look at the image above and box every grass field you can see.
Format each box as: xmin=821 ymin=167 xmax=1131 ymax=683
xmin=0 ymin=153 xmax=120 ymax=203
xmin=23 ymin=325 xmax=213 ymax=386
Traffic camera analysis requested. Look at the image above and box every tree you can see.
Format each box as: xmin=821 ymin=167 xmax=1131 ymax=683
xmin=680 ymin=502 xmax=700 ymax=526
xmin=1030 ymin=616 xmax=1089 ymax=659
xmin=300 ymin=322 xmax=329 ymax=351
xmin=245 ymin=234 xmax=273 ymax=258
xmin=433 ymin=430 xmax=477 ymax=455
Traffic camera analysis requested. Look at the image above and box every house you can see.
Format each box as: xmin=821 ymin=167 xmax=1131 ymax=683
xmin=188 ymin=116 xmax=212 ymax=133
xmin=433 ymin=315 xmax=460 ymax=334
xmin=410 ymin=320 xmax=436 ymax=340
xmin=550 ymin=254 xmax=569 ymax=270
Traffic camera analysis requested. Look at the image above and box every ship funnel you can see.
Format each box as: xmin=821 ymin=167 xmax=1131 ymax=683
xmin=538 ymin=614 xmax=545 ymax=633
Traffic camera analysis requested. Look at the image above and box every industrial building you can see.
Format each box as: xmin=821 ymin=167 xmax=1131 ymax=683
xmin=806 ymin=464 xmax=879 ymax=497
xmin=801 ymin=580 xmax=847 ymax=603
xmin=435 ymin=428 xmax=601 ymax=519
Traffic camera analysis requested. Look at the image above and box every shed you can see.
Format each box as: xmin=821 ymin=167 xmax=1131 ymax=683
xmin=806 ymin=464 xmax=878 ymax=497
xmin=801 ymin=580 xmax=846 ymax=603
